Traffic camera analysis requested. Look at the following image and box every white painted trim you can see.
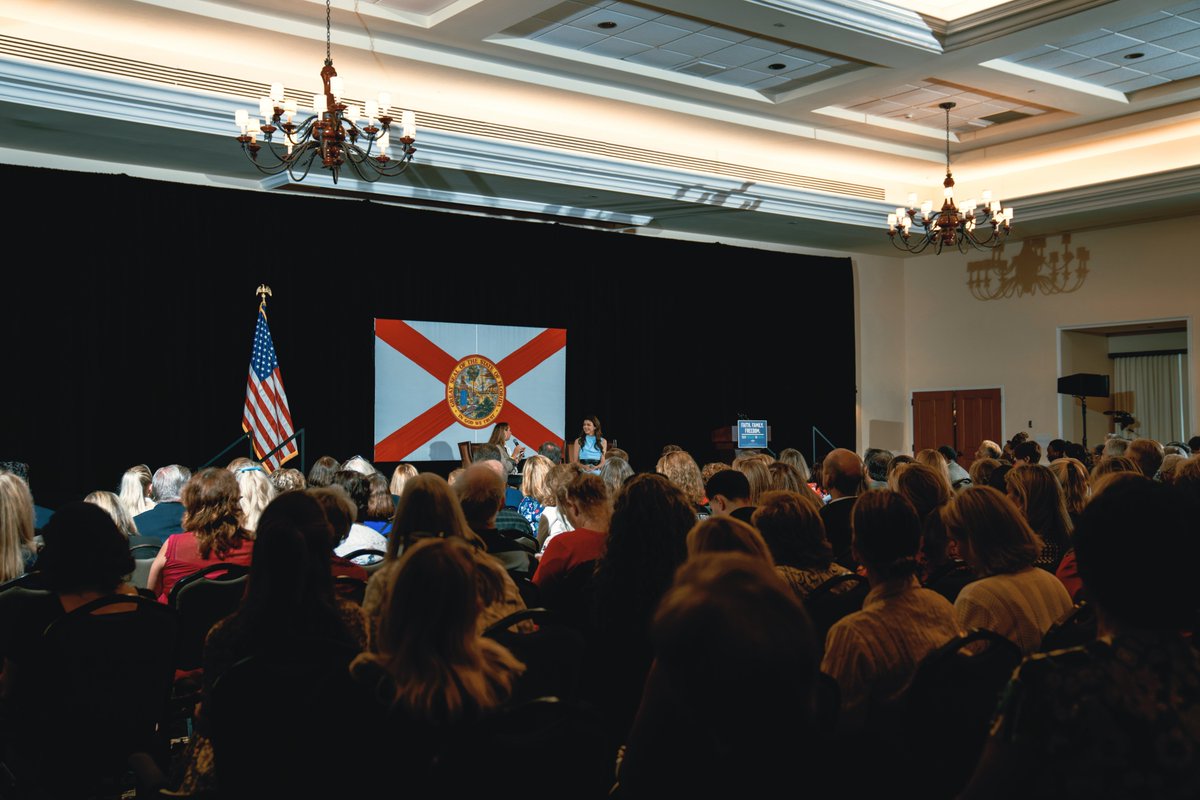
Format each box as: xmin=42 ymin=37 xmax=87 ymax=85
xmin=979 ymin=59 xmax=1129 ymax=104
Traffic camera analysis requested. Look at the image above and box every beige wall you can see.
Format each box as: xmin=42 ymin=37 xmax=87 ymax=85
xmin=1058 ymin=331 xmax=1113 ymax=445
xmin=857 ymin=214 xmax=1199 ymax=455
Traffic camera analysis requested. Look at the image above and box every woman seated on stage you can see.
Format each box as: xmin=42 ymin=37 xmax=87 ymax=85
xmin=147 ymin=468 xmax=255 ymax=602
xmin=573 ymin=416 xmax=607 ymax=471
xmin=487 ymin=422 xmax=525 ymax=475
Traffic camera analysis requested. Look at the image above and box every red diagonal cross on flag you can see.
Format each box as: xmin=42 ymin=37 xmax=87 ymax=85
xmin=374 ymin=320 xmax=567 ymax=462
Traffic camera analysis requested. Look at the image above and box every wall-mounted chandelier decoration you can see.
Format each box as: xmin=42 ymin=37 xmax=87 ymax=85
xmin=887 ymin=102 xmax=1012 ymax=255
xmin=233 ymin=0 xmax=415 ymax=183
xmin=967 ymin=236 xmax=1088 ymax=301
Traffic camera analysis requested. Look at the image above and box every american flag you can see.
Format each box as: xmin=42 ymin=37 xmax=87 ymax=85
xmin=242 ymin=303 xmax=297 ymax=471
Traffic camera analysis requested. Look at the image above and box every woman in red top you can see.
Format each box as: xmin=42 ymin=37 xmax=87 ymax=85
xmin=148 ymin=468 xmax=254 ymax=602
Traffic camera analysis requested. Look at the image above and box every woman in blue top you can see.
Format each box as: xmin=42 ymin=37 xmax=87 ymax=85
xmin=575 ymin=416 xmax=607 ymax=471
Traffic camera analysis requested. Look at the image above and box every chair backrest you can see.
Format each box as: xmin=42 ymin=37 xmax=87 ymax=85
xmin=129 ymin=543 xmax=161 ymax=560
xmin=567 ymin=441 xmax=580 ymax=464
xmin=131 ymin=558 xmax=156 ymax=589
xmin=341 ymin=548 xmax=388 ymax=569
xmin=0 ymin=571 xmax=45 ymax=595
xmin=1040 ymin=601 xmax=1097 ymax=652
xmin=900 ymin=628 xmax=1022 ymax=797
xmin=170 ymin=563 xmax=251 ymax=670
xmin=484 ymin=609 xmax=586 ymax=705
xmin=12 ymin=595 xmax=178 ymax=796
xmin=804 ymin=573 xmax=870 ymax=650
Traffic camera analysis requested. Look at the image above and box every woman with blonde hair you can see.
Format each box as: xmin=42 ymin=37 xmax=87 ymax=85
xmin=517 ymin=454 xmax=554 ymax=529
xmin=351 ymin=537 xmax=524 ymax=724
xmin=914 ymin=449 xmax=953 ymax=493
xmin=118 ymin=464 xmax=154 ymax=518
xmin=234 ymin=466 xmax=276 ymax=533
xmin=733 ymin=457 xmax=772 ymax=505
xmin=389 ymin=463 xmax=417 ymax=497
xmin=84 ymin=490 xmax=141 ymax=540
xmin=147 ymin=468 xmax=255 ymax=601
xmin=656 ymin=450 xmax=707 ymax=514
xmin=942 ymin=487 xmax=1073 ymax=654
xmin=538 ymin=463 xmax=580 ymax=551
xmin=777 ymin=448 xmax=811 ymax=482
xmin=1004 ymin=464 xmax=1073 ymax=572
xmin=0 ymin=473 xmax=36 ymax=583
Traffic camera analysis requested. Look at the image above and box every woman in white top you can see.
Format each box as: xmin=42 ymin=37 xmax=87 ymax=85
xmin=941 ymin=486 xmax=1073 ymax=655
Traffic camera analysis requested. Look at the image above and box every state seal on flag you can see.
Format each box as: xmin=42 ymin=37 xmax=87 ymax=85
xmin=446 ymin=355 xmax=505 ymax=428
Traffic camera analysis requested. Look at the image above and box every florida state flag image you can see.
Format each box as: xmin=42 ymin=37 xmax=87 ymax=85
xmin=374 ymin=320 xmax=567 ymax=462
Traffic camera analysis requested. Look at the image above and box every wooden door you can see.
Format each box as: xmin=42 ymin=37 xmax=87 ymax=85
xmin=955 ymin=388 xmax=1002 ymax=468
xmin=912 ymin=388 xmax=1002 ymax=469
xmin=912 ymin=391 xmax=954 ymax=456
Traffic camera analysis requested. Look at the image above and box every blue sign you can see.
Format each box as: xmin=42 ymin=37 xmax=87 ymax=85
xmin=737 ymin=420 xmax=768 ymax=449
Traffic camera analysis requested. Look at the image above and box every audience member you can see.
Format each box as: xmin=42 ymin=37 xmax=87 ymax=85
xmin=537 ymin=463 xmax=580 ymax=551
xmin=599 ymin=456 xmax=633 ymax=500
xmin=532 ymin=473 xmax=611 ymax=589
xmin=752 ymin=490 xmax=850 ymax=600
xmin=863 ymin=448 xmax=892 ymax=490
xmin=616 ymin=554 xmax=820 ymax=797
xmin=133 ymin=464 xmax=192 ymax=542
xmin=84 ymin=490 xmax=154 ymax=545
xmin=961 ymin=474 xmax=1200 ymax=799
xmin=361 ymin=473 xmax=395 ymax=535
xmin=732 ymin=455 xmax=772 ymax=505
xmin=455 ymin=464 xmax=537 ymax=573
xmin=537 ymin=441 xmax=562 ymax=464
xmin=821 ymin=490 xmax=959 ymax=733
xmin=656 ymin=450 xmax=708 ymax=516
xmin=704 ymin=469 xmax=755 ymax=524
xmin=892 ymin=463 xmax=974 ymax=603
xmin=1101 ymin=437 xmax=1129 ymax=458
xmin=147 ymin=467 xmax=254 ymax=602
xmin=976 ymin=440 xmax=1002 ymax=460
xmin=389 ymin=463 xmax=417 ymax=498
xmin=942 ymin=487 xmax=1073 ymax=654
xmin=269 ymin=468 xmax=306 ymax=494
xmin=307 ymin=456 xmax=340 ymax=488
xmin=340 ymin=455 xmax=377 ymax=476
xmin=968 ymin=457 xmax=1001 ymax=488
xmin=820 ymin=448 xmax=863 ymax=567
xmin=686 ymin=516 xmax=771 ymax=562
xmin=518 ymin=454 xmax=554 ymax=529
xmin=1126 ymin=437 xmax=1165 ymax=478
xmin=118 ymin=464 xmax=154 ymax=518
xmin=0 ymin=472 xmax=37 ymax=582
xmin=234 ymin=465 xmax=276 ymax=532
xmin=938 ymin=446 xmax=973 ymax=489
xmin=330 ymin=471 xmax=387 ymax=563
xmin=1005 ymin=464 xmax=1073 ymax=573
xmin=768 ymin=460 xmax=809 ymax=494
xmin=777 ymin=448 xmax=811 ymax=482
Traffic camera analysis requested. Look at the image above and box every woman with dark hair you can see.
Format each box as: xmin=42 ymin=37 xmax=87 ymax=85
xmin=361 ymin=473 xmax=523 ymax=644
xmin=487 ymin=422 xmax=525 ymax=474
xmin=589 ymin=473 xmax=694 ymax=745
xmin=821 ymin=491 xmax=959 ymax=732
xmin=351 ymin=538 xmax=524 ymax=723
xmin=362 ymin=473 xmax=395 ymax=536
xmin=177 ymin=492 xmax=367 ymax=795
xmin=892 ymin=463 xmax=974 ymax=602
xmin=147 ymin=468 xmax=254 ymax=601
xmin=573 ymin=416 xmax=607 ymax=470
xmin=752 ymin=490 xmax=850 ymax=600
xmin=942 ymin=487 xmax=1073 ymax=655
xmin=961 ymin=476 xmax=1200 ymax=799
xmin=615 ymin=554 xmax=821 ymax=797
xmin=330 ymin=471 xmax=387 ymax=563
xmin=306 ymin=456 xmax=341 ymax=488
xmin=0 ymin=502 xmax=136 ymax=664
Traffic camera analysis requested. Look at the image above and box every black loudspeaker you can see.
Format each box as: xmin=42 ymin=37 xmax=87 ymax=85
xmin=1057 ymin=373 xmax=1110 ymax=398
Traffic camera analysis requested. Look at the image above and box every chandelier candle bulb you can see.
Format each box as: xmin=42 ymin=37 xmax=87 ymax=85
xmin=329 ymin=76 xmax=344 ymax=99
xmin=259 ymin=97 xmax=273 ymax=118
xmin=377 ymin=92 xmax=391 ymax=114
xmin=921 ymin=200 xmax=933 ymax=216
xmin=312 ymin=94 xmax=324 ymax=115
xmin=402 ymin=110 xmax=415 ymax=138
xmin=270 ymin=83 xmax=284 ymax=103
xmin=907 ymin=192 xmax=918 ymax=207
xmin=1002 ymin=208 xmax=1013 ymax=222
xmin=235 ymin=109 xmax=248 ymax=130
xmin=365 ymin=100 xmax=377 ymax=121
xmin=965 ymin=198 xmax=976 ymax=212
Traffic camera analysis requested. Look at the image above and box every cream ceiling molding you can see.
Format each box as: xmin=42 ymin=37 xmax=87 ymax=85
xmin=981 ymin=57 xmax=1129 ymax=103
xmin=746 ymin=0 xmax=944 ymax=52
xmin=1010 ymin=164 xmax=1200 ymax=218
xmin=812 ymin=105 xmax=963 ymax=141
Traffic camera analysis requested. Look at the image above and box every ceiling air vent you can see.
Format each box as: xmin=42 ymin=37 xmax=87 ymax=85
xmin=675 ymin=61 xmax=726 ymax=78
xmin=978 ymin=110 xmax=1032 ymax=126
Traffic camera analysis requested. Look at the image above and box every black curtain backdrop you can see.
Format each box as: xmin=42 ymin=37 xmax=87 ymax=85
xmin=0 ymin=164 xmax=855 ymax=508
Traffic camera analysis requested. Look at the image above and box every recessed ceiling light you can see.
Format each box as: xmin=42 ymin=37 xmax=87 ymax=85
xmin=767 ymin=63 xmax=786 ymax=70
xmin=596 ymin=21 xmax=617 ymax=29
xmin=1123 ymin=52 xmax=1145 ymax=59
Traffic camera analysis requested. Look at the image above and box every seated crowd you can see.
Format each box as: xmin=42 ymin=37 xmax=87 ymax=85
xmin=0 ymin=430 xmax=1198 ymax=798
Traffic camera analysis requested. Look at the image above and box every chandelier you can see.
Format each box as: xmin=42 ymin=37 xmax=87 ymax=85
xmin=233 ymin=0 xmax=416 ymax=183
xmin=887 ymin=102 xmax=1012 ymax=254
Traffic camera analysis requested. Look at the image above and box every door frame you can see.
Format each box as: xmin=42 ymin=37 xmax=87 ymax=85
xmin=1056 ymin=316 xmax=1194 ymax=441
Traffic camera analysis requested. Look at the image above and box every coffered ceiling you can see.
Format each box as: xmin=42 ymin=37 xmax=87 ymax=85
xmin=3 ymin=0 xmax=1200 ymax=253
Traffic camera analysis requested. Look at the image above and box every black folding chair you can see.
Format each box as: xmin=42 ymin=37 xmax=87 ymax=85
xmin=484 ymin=609 xmax=586 ymax=704
xmin=2 ymin=594 xmax=178 ymax=798
xmin=804 ymin=572 xmax=869 ymax=651
xmin=169 ymin=562 xmax=250 ymax=670
xmin=1040 ymin=601 xmax=1097 ymax=652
